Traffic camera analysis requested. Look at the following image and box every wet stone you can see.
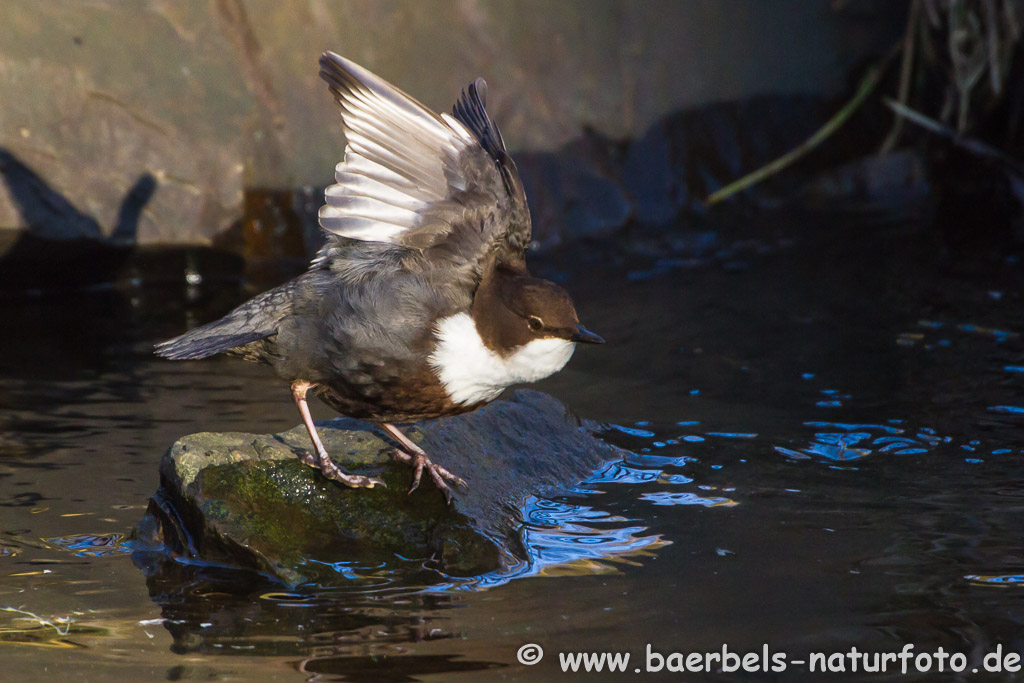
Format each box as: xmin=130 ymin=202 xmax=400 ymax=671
xmin=134 ymin=390 xmax=625 ymax=587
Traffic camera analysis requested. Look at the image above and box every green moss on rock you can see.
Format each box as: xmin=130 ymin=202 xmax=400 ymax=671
xmin=143 ymin=390 xmax=625 ymax=586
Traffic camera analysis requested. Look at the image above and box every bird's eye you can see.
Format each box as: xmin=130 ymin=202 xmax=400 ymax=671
xmin=527 ymin=316 xmax=543 ymax=331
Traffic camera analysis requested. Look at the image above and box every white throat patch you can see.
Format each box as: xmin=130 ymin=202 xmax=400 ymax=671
xmin=428 ymin=312 xmax=576 ymax=405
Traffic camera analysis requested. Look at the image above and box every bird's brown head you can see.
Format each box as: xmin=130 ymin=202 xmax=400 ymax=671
xmin=473 ymin=271 xmax=604 ymax=353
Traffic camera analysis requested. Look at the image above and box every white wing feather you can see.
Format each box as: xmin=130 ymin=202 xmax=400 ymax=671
xmin=318 ymin=53 xmax=477 ymax=244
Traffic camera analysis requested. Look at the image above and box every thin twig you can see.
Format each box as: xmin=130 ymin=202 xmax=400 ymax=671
xmin=885 ymin=97 xmax=1024 ymax=176
xmin=706 ymin=47 xmax=897 ymax=206
xmin=881 ymin=0 xmax=923 ymax=153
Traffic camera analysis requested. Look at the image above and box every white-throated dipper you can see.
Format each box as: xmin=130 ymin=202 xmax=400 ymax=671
xmin=156 ymin=52 xmax=603 ymax=500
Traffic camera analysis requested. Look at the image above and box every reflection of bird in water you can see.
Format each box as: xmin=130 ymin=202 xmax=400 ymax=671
xmin=157 ymin=53 xmax=603 ymax=501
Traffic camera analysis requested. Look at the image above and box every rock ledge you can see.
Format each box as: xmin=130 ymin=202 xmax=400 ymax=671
xmin=136 ymin=390 xmax=624 ymax=585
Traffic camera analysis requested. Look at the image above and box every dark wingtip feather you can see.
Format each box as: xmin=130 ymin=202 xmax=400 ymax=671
xmin=318 ymin=52 xmax=355 ymax=101
xmin=318 ymin=52 xmax=345 ymax=84
xmin=453 ymin=77 xmax=507 ymax=163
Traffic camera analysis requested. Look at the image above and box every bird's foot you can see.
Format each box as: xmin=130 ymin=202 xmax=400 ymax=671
xmin=298 ymin=449 xmax=385 ymax=489
xmin=390 ymin=449 xmax=468 ymax=502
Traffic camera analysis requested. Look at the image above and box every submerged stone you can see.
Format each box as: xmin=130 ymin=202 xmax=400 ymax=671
xmin=136 ymin=390 xmax=625 ymax=586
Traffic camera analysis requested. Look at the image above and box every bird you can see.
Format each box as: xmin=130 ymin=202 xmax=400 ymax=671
xmin=155 ymin=52 xmax=604 ymax=501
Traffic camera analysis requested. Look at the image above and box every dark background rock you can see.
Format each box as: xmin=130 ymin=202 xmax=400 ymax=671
xmin=135 ymin=390 xmax=628 ymax=586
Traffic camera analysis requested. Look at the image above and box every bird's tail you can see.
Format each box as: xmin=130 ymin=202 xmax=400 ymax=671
xmin=154 ymin=325 xmax=270 ymax=360
xmin=155 ymin=284 xmax=293 ymax=360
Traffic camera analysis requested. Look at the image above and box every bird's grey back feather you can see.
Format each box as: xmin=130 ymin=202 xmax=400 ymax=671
xmin=265 ymin=253 xmax=471 ymax=383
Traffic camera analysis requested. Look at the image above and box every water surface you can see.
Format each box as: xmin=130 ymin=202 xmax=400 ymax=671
xmin=2 ymin=209 xmax=1024 ymax=681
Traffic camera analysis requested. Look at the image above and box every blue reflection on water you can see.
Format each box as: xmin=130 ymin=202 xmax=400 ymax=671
xmin=965 ymin=574 xmax=1024 ymax=585
xmin=706 ymin=432 xmax=758 ymax=439
xmin=775 ymin=422 xmax=951 ymax=462
xmin=588 ymin=462 xmax=661 ymax=484
xmin=433 ymin=494 xmax=669 ymax=592
xmin=956 ymin=323 xmax=1017 ymax=342
xmin=988 ymin=405 xmax=1024 ymax=415
xmin=805 ymin=422 xmax=905 ymax=434
xmin=639 ymin=491 xmax=737 ymax=507
xmin=425 ymin=423 xmax=750 ymax=591
xmin=43 ymin=533 xmax=133 ymax=558
xmin=607 ymin=424 xmax=657 ymax=438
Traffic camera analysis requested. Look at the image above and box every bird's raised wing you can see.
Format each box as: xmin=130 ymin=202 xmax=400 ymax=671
xmin=317 ymin=52 xmax=530 ymax=272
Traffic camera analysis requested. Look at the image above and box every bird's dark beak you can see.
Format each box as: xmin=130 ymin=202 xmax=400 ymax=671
xmin=570 ymin=325 xmax=605 ymax=344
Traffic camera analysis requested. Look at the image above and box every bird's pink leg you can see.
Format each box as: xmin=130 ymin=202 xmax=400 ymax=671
xmin=291 ymin=380 xmax=383 ymax=488
xmin=380 ymin=422 xmax=467 ymax=501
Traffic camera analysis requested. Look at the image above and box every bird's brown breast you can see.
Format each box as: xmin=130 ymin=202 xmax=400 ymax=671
xmin=312 ymin=363 xmax=485 ymax=423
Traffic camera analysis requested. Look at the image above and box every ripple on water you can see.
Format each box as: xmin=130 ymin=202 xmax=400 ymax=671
xmin=639 ymin=491 xmax=738 ymax=507
xmin=774 ymin=422 xmax=942 ymax=462
xmin=435 ymin=494 xmax=670 ymax=591
xmin=43 ymin=533 xmax=133 ymax=558
xmin=623 ymin=452 xmax=697 ymax=467
xmin=955 ymin=323 xmax=1018 ymax=342
xmin=965 ymin=574 xmax=1024 ymax=586
xmin=606 ymin=424 xmax=657 ymax=438
xmin=588 ymin=461 xmax=662 ymax=484
xmin=295 ymin=558 xmax=410 ymax=590
xmin=432 ymin=429 xmax=742 ymax=590
xmin=987 ymin=405 xmax=1024 ymax=415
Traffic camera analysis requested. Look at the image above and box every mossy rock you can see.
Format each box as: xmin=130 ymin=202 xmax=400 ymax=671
xmin=137 ymin=390 xmax=624 ymax=586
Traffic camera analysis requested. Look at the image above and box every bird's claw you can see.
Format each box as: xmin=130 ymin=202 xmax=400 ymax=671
xmin=391 ymin=449 xmax=467 ymax=502
xmin=299 ymin=450 xmax=385 ymax=489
